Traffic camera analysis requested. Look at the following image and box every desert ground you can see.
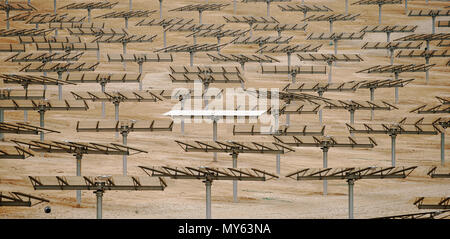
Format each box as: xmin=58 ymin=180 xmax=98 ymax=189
xmin=0 ymin=0 xmax=449 ymax=219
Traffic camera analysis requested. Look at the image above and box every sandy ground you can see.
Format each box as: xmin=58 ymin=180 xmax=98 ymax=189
xmin=0 ymin=0 xmax=449 ymax=219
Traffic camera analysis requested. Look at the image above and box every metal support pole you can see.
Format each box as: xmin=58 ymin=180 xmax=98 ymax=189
xmin=199 ymin=11 xmax=202 ymax=24
xmin=205 ymin=179 xmax=212 ymax=219
xmin=39 ymin=110 xmax=44 ymax=141
xmin=114 ymin=102 xmax=119 ymax=138
xmin=217 ymin=37 xmax=221 ymax=53
xmin=405 ymin=0 xmax=408 ymax=15
xmin=386 ymin=32 xmax=391 ymax=42
xmin=390 ymin=48 xmax=394 ymax=65
xmin=129 ymin=0 xmax=132 ymax=10
xmin=233 ymin=0 xmax=236 ymax=15
xmin=125 ymin=18 xmax=128 ymax=29
xmin=213 ymin=119 xmax=217 ymax=162
xmin=334 ymin=39 xmax=338 ymax=55
xmin=6 ymin=10 xmax=9 ymax=30
xmin=349 ymin=110 xmax=355 ymax=125
xmin=441 ymin=132 xmax=445 ymax=166
xmin=76 ymin=153 xmax=82 ymax=207
xmin=426 ymin=40 xmax=430 ymax=50
xmin=328 ymin=62 xmax=332 ymax=83
xmin=322 ymin=147 xmax=328 ymax=196
xmin=276 ymin=154 xmax=280 ymax=175
xmin=266 ymin=1 xmax=270 ymax=18
xmin=329 ymin=21 xmax=333 ymax=33
xmin=101 ymin=83 xmax=106 ymax=118
xmin=122 ymin=131 xmax=128 ymax=176
xmin=24 ymin=110 xmax=28 ymax=122
xmin=163 ymin=30 xmax=167 ymax=48
xmin=0 ymin=109 xmax=4 ymax=140
xmin=123 ymin=42 xmax=127 ymax=70
xmin=181 ymin=100 xmax=185 ymax=135
xmin=193 ymin=35 xmax=197 ymax=45
xmin=95 ymin=189 xmax=103 ymax=219
xmin=291 ymin=73 xmax=296 ymax=83
xmin=345 ymin=0 xmax=348 ymax=15
xmin=88 ymin=9 xmax=91 ymax=23
xmin=159 ymin=0 xmax=163 ymax=20
xmin=277 ymin=30 xmax=281 ymax=38
xmin=57 ymin=72 xmax=63 ymax=100
xmin=249 ymin=23 xmax=253 ymax=37
xmin=432 ymin=16 xmax=436 ymax=34
xmin=232 ymin=152 xmax=238 ymax=203
xmin=97 ymin=49 xmax=100 ymax=61
xmin=54 ymin=0 xmax=56 ymax=14
xmin=287 ymin=53 xmax=291 ymax=70
xmin=425 ymin=57 xmax=430 ymax=84
xmin=138 ymin=62 xmax=143 ymax=90
xmin=394 ymin=73 xmax=399 ymax=104
xmin=240 ymin=62 xmax=245 ymax=71
xmin=370 ymin=88 xmax=374 ymax=120
xmin=390 ymin=134 xmax=396 ymax=167
xmin=303 ymin=11 xmax=307 ymax=20
xmin=378 ymin=4 xmax=382 ymax=24
xmin=319 ymin=92 xmax=323 ymax=125
xmin=348 ymin=179 xmax=354 ymax=219
xmin=189 ymin=52 xmax=194 ymax=67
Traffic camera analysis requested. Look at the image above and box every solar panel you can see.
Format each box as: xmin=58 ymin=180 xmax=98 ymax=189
xmin=283 ymin=81 xmax=363 ymax=95
xmin=233 ymin=124 xmax=325 ymax=136
xmin=260 ymin=65 xmax=327 ymax=83
xmin=0 ymin=89 xmax=46 ymax=100
xmin=156 ymin=44 xmax=225 ymax=66
xmin=67 ymin=28 xmax=129 ymax=36
xmin=95 ymin=10 xmax=156 ymax=28
xmin=0 ymin=43 xmax=25 ymax=52
xmin=252 ymin=23 xmax=307 ymax=36
xmin=278 ymin=4 xmax=332 ymax=19
xmin=232 ymin=35 xmax=293 ymax=46
xmin=0 ymin=122 xmax=60 ymax=135
xmin=0 ymin=99 xmax=89 ymax=111
xmin=0 ymin=145 xmax=34 ymax=159
xmin=5 ymin=52 xmax=84 ymax=63
xmin=19 ymin=36 xmax=82 ymax=43
xmin=19 ymin=62 xmax=99 ymax=73
xmin=0 ymin=74 xmax=75 ymax=87
xmin=139 ymin=165 xmax=276 ymax=218
xmin=438 ymin=20 xmax=450 ymax=28
xmin=135 ymin=17 xmax=194 ymax=27
xmin=207 ymin=53 xmax=279 ymax=70
xmin=76 ymin=120 xmax=173 ymax=133
xmin=49 ymin=22 xmax=105 ymax=29
xmin=352 ymin=0 xmax=402 ymax=24
xmin=0 ymin=191 xmax=49 ymax=207
xmin=58 ymin=1 xmax=119 ymax=10
xmin=0 ymin=28 xmax=53 ymax=36
xmin=169 ymin=65 xmax=242 ymax=74
xmin=35 ymin=42 xmax=100 ymax=52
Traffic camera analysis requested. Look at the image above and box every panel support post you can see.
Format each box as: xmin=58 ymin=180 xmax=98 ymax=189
xmin=88 ymin=8 xmax=91 ymax=23
xmin=266 ymin=1 xmax=270 ymax=18
xmin=159 ymin=0 xmax=163 ymax=20
xmin=378 ymin=4 xmax=382 ymax=24
xmin=349 ymin=109 xmax=355 ymax=125
xmin=370 ymin=88 xmax=375 ymax=120
xmin=6 ymin=10 xmax=9 ymax=30
xmin=121 ymin=130 xmax=128 ymax=176
xmin=347 ymin=179 xmax=355 ymax=219
xmin=95 ymin=189 xmax=103 ymax=219
xmin=432 ymin=16 xmax=436 ymax=34
xmin=114 ymin=102 xmax=120 ymax=139
xmin=39 ymin=109 xmax=45 ymax=141
xmin=54 ymin=0 xmax=56 ymax=14
xmin=199 ymin=10 xmax=202 ymax=24
xmin=386 ymin=32 xmax=391 ymax=42
xmin=345 ymin=0 xmax=349 ymax=15
xmin=328 ymin=61 xmax=332 ymax=83
xmin=101 ymin=83 xmax=106 ymax=118
xmin=287 ymin=52 xmax=291 ymax=70
xmin=276 ymin=153 xmax=280 ymax=175
xmin=390 ymin=48 xmax=394 ymax=65
xmin=322 ymin=146 xmax=328 ymax=196
xmin=163 ymin=30 xmax=167 ymax=48
xmin=204 ymin=179 xmax=212 ymax=219
xmin=76 ymin=153 xmax=82 ymax=207
xmin=0 ymin=109 xmax=4 ymax=140
xmin=180 ymin=99 xmax=185 ymax=135
xmin=189 ymin=52 xmax=194 ymax=67
xmin=232 ymin=151 xmax=238 ymax=203
xmin=138 ymin=62 xmax=143 ymax=90
xmin=441 ymin=132 xmax=445 ymax=166
xmin=213 ymin=118 xmax=217 ymax=162
xmin=405 ymin=0 xmax=408 ymax=15
xmin=425 ymin=57 xmax=430 ymax=84
xmin=233 ymin=0 xmax=236 ymax=15
xmin=57 ymin=72 xmax=63 ymax=100
xmin=394 ymin=72 xmax=399 ymax=104
xmin=319 ymin=91 xmax=324 ymax=125
xmin=390 ymin=134 xmax=396 ymax=167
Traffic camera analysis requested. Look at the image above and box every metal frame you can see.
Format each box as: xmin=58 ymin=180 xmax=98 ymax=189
xmin=156 ymin=43 xmax=225 ymax=66
xmin=408 ymin=10 xmax=450 ymax=34
xmin=207 ymin=53 xmax=279 ymax=70
xmin=0 ymin=1 xmax=36 ymax=29
xmin=352 ymin=0 xmax=402 ymax=24
xmin=28 ymin=175 xmax=166 ymax=219
xmin=0 ymin=191 xmax=49 ymax=207
xmin=278 ymin=4 xmax=332 ymax=19
xmin=140 ymin=165 xmax=277 ymax=219
xmin=286 ymin=166 xmax=417 ymax=218
xmin=175 ymin=140 xmax=294 ymax=202
xmin=297 ymin=53 xmax=363 ymax=83
xmin=256 ymin=44 xmax=322 ymax=69
xmin=242 ymin=0 xmax=291 ymax=17
xmin=169 ymin=3 xmax=229 ymax=24
xmin=76 ymin=119 xmax=173 ymax=176
xmin=275 ymin=136 xmax=378 ymax=195
xmin=347 ymin=122 xmax=440 ymax=166
xmin=414 ymin=197 xmax=450 ymax=210
xmin=58 ymin=1 xmax=118 ymax=23
xmin=260 ymin=65 xmax=327 ymax=83
xmin=95 ymin=10 xmax=156 ymax=28
xmin=0 ymin=145 xmax=34 ymax=159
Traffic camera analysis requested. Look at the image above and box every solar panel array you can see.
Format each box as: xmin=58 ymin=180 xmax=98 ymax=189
xmin=0 ymin=0 xmax=448 ymax=220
